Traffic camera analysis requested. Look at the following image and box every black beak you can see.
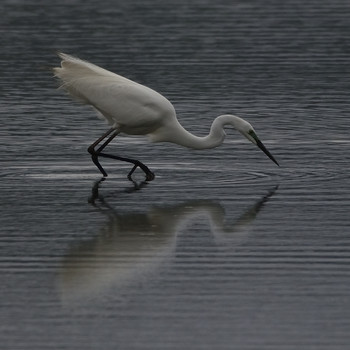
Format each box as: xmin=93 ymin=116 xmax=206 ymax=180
xmin=256 ymin=139 xmax=279 ymax=166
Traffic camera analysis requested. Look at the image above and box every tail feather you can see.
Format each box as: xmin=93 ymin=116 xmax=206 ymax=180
xmin=53 ymin=52 xmax=116 ymax=83
xmin=54 ymin=52 xmax=111 ymax=104
xmin=53 ymin=52 xmax=135 ymax=103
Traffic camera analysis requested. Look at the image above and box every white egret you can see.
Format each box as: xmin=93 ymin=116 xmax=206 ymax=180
xmin=53 ymin=52 xmax=279 ymax=181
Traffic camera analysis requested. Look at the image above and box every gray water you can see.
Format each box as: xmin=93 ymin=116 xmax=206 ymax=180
xmin=1 ymin=0 xmax=350 ymax=349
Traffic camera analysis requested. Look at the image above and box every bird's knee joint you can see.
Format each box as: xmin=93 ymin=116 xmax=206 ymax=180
xmin=88 ymin=145 xmax=98 ymax=156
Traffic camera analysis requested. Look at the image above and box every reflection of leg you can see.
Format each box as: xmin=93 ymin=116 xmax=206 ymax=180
xmin=87 ymin=128 xmax=119 ymax=177
xmin=88 ymin=177 xmax=106 ymax=205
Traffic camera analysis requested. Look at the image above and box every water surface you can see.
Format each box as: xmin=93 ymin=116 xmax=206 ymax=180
xmin=1 ymin=0 xmax=350 ymax=349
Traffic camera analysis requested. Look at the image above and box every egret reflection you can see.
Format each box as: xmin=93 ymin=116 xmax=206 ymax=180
xmin=59 ymin=181 xmax=278 ymax=301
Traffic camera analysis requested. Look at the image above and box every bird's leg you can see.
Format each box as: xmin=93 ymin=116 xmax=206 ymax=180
xmin=88 ymin=128 xmax=155 ymax=181
xmin=98 ymin=152 xmax=155 ymax=181
xmin=88 ymin=128 xmax=115 ymax=152
xmin=127 ymin=160 xmax=155 ymax=181
xmin=88 ymin=128 xmax=118 ymax=177
xmin=126 ymin=163 xmax=155 ymax=181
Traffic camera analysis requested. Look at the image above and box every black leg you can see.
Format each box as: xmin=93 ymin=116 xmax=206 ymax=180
xmin=87 ymin=128 xmax=115 ymax=154
xmin=88 ymin=129 xmax=155 ymax=181
xmin=88 ymin=128 xmax=118 ymax=177
xmin=98 ymin=152 xmax=155 ymax=181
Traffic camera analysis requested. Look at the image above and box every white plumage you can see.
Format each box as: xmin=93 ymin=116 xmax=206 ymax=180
xmin=54 ymin=53 xmax=278 ymax=180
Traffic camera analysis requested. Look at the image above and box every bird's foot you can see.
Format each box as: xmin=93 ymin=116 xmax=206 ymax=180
xmin=145 ymin=171 xmax=155 ymax=182
xmin=127 ymin=163 xmax=155 ymax=182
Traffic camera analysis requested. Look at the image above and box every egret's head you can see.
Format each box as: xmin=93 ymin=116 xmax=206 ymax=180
xmin=236 ymin=119 xmax=279 ymax=166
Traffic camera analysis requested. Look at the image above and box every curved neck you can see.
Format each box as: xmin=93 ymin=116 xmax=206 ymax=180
xmin=163 ymin=114 xmax=243 ymax=150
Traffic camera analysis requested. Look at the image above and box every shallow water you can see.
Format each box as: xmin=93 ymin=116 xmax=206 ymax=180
xmin=1 ymin=0 xmax=350 ymax=349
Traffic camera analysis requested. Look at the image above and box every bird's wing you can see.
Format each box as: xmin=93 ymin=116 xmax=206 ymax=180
xmin=54 ymin=52 xmax=135 ymax=86
xmin=54 ymin=53 xmax=175 ymax=133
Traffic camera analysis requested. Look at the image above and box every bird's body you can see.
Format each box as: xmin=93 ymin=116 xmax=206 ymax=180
xmin=54 ymin=53 xmax=278 ymax=180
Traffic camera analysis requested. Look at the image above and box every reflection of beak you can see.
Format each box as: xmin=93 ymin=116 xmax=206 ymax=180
xmin=256 ymin=138 xmax=279 ymax=166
